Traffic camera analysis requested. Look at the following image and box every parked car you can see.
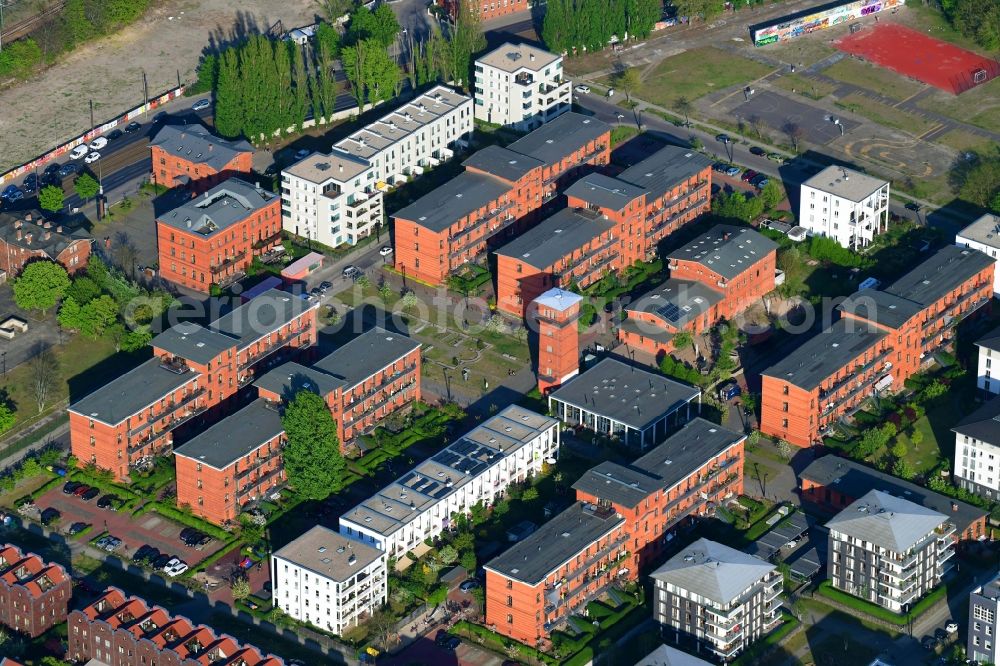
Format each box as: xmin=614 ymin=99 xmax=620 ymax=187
xmin=152 ymin=553 xmax=173 ymax=569
xmin=40 ymin=508 xmax=61 ymax=525
xmin=73 ymin=484 xmax=91 ymax=497
xmin=342 ymin=265 xmax=361 ymax=280
xmin=905 ymin=202 xmax=921 ymax=212
xmin=725 ymin=166 xmax=741 ymax=177
xmin=435 ymin=630 xmax=452 ymax=647
xmin=84 ymin=152 xmax=101 ymax=164
xmin=1 ymin=184 xmax=23 ymax=201
xmin=81 ymin=486 xmax=101 ymax=501
xmin=319 ymin=281 xmax=332 ymax=292
xmin=767 ymin=152 xmax=784 ymax=162
xmin=715 ymin=133 xmax=730 ymax=143
xmin=934 ymin=628 xmax=950 ymax=641
xmin=574 ymin=85 xmax=591 ymax=94
xmin=293 ymin=148 xmax=311 ymax=160
xmin=153 ymin=111 xmax=168 ymax=123
xmin=43 ymin=162 xmax=61 ymax=176
xmin=749 ymin=146 xmax=767 ymax=156
xmin=163 ymin=557 xmax=189 ymax=577
xmin=58 ymin=163 xmax=79 ymax=177
xmin=68 ymin=522 xmax=89 ymax=535
xmin=922 ymin=636 xmax=938 ymax=650
xmin=444 ymin=636 xmax=461 ymax=651
xmin=69 ymin=145 xmax=89 ymax=160
xmin=182 ymin=530 xmax=208 ymax=547
xmin=379 ymin=246 xmax=393 ymax=257
xmin=97 ymin=494 xmax=118 ymax=510
xmin=89 ymin=137 xmax=108 ymax=150
xmin=741 ymin=169 xmax=758 ymax=183
xmin=106 ymin=129 xmax=124 ymax=141
xmin=179 ymin=527 xmax=199 ymax=542
xmin=192 ymin=98 xmax=211 ymax=111
xmin=718 ymin=382 xmax=741 ymax=401
xmin=712 ymin=162 xmax=729 ymax=173
xmin=22 ymin=174 xmax=38 ymax=194
xmin=63 ymin=481 xmax=82 ymax=494
xmin=124 ymin=121 xmax=142 ymax=133
xmin=133 ymin=545 xmax=159 ymax=563
xmin=308 ymin=287 xmax=322 ymax=300
xmin=606 ymin=88 xmax=614 ymax=97
xmin=945 ymin=622 xmax=959 ymax=634
xmin=751 ymin=174 xmax=770 ymax=188
xmin=459 ymin=579 xmax=480 ymax=592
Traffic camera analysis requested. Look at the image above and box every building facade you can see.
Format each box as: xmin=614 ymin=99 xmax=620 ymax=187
xmin=438 ymin=0 xmax=532 ymax=21
xmin=0 ymin=544 xmax=70 ymax=638
xmin=952 ymin=397 xmax=1000 ymax=499
xmin=280 ymin=151 xmax=384 ymax=249
xmin=529 ymin=288 xmax=582 ymax=393
xmin=974 ymin=326 xmax=1000 ymax=395
xmin=69 ymin=290 xmax=318 ymax=481
xmin=272 ymin=525 xmax=387 ymax=636
xmin=651 ymin=539 xmax=782 ymax=662
xmin=68 ymin=587 xmax=283 ymax=666
xmin=474 ymin=42 xmax=571 ymax=131
xmin=0 ymin=210 xmax=91 ymax=276
xmin=150 ymin=124 xmax=254 ymax=193
xmin=968 ymin=572 xmax=1000 ymax=665
xmin=156 ymin=178 xmax=282 ymax=292
xmin=339 ymin=406 xmax=559 ymax=557
xmin=173 ymin=399 xmax=286 ymax=526
xmin=798 ymin=165 xmax=890 ymax=250
xmin=826 ymin=490 xmax=954 ymax=613
xmin=762 ymin=246 xmax=993 ymax=446
xmin=956 ymin=213 xmax=1000 ymax=297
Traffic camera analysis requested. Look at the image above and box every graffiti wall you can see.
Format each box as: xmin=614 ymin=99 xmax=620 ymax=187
xmin=751 ymin=0 xmax=904 ymax=46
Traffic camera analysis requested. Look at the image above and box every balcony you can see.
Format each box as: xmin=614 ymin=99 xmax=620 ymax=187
xmin=240 ymin=323 xmax=313 ymax=370
xmin=238 ymin=467 xmax=284 ymax=501
xmin=344 ymin=364 xmax=418 ymax=411
xmin=652 ymin=183 xmax=710 ymax=214
xmin=514 ymin=72 xmax=534 ymax=86
xmin=449 ymin=203 xmax=516 ymax=244
xmin=344 ymin=381 xmax=417 ymax=430
xmin=236 ymin=452 xmax=280 ymax=482
xmin=252 ymin=232 xmax=282 ymax=250
xmin=159 ymin=357 xmax=190 ymax=375
xmin=921 ymin=288 xmax=990 ymax=332
xmin=645 ymin=197 xmax=709 ymax=239
xmin=127 ymin=388 xmax=206 ymax=440
xmin=210 ymin=250 xmax=248 ymax=273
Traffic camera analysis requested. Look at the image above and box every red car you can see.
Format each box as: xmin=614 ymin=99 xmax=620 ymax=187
xmin=73 ymin=484 xmax=91 ymax=497
xmin=741 ymin=169 xmax=758 ymax=183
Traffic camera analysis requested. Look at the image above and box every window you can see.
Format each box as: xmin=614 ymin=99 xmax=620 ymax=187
xmin=506 ymin=614 xmax=513 ymax=624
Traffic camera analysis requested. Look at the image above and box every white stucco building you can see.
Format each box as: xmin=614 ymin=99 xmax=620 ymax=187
xmin=798 ymin=166 xmax=890 ymax=250
xmin=474 ymin=42 xmax=572 ymax=131
xmin=953 ymin=394 xmax=1000 ymax=499
xmin=956 ymin=213 xmax=1000 ymax=297
xmin=974 ymin=327 xmax=1000 ymax=396
xmin=271 ymin=525 xmax=387 ymax=635
xmin=338 ymin=405 xmax=559 ymax=557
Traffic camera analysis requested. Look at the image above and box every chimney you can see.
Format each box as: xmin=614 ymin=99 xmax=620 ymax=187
xmin=44 ymin=231 xmax=51 ymax=241
xmin=56 ymin=226 xmax=63 ymax=233
xmin=530 ymin=52 xmax=535 ymax=62
xmin=43 ymin=221 xmax=52 ymax=230
xmin=339 ymin=163 xmax=343 ymax=173
xmin=23 ymin=213 xmax=31 ymax=223
xmin=24 ymin=233 xmax=32 ymax=245
xmin=14 ymin=220 xmax=22 ymax=230
xmin=951 ymin=501 xmax=958 ymax=512
xmin=16 ymin=230 xmax=22 ymax=241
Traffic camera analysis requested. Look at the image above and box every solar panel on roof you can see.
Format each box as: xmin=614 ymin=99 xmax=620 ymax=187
xmin=432 ymin=487 xmax=452 ymax=499
xmin=656 ymin=303 xmax=682 ymax=323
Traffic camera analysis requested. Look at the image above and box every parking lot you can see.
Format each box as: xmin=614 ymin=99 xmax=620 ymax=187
xmin=735 ymin=91 xmax=861 ymax=146
xmin=36 ymin=483 xmax=223 ymax=570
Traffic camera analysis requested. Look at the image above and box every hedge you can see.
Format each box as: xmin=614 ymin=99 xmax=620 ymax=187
xmin=816 ymin=580 xmax=946 ymax=625
xmin=451 ymin=620 xmax=557 ymax=665
xmin=29 ymin=475 xmax=64 ymax=500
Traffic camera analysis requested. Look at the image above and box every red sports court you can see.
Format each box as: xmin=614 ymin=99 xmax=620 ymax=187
xmin=834 ymin=23 xmax=1000 ymax=94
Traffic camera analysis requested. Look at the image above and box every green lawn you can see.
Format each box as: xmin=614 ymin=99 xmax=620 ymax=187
xmin=771 ymin=73 xmax=838 ymax=100
xmin=823 ymin=58 xmax=924 ymax=101
xmin=937 ymin=129 xmax=998 ymax=154
xmin=635 ymin=47 xmax=773 ymax=107
xmin=917 ymin=77 xmax=1000 ymax=134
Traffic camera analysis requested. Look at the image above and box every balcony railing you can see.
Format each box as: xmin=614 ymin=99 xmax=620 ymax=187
xmin=237 ymin=467 xmax=284 ymax=501
xmin=344 ymin=381 xmax=417 ymax=429
xmin=344 ymin=364 xmax=418 ymax=410
xmin=210 ymin=250 xmax=248 ymax=273
xmin=921 ymin=288 xmax=989 ymax=331
xmin=127 ymin=388 xmax=206 ymax=439
xmin=645 ymin=197 xmax=709 ymax=239
xmin=240 ymin=323 xmax=313 ymax=370
xmin=449 ymin=202 xmax=516 ymax=244
xmin=252 ymin=232 xmax=282 ymax=250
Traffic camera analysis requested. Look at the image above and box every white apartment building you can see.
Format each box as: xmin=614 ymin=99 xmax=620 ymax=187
xmin=956 ymin=213 xmax=1000 ymax=296
xmin=281 ymin=151 xmax=384 ymax=248
xmin=974 ymin=327 xmax=1000 ymax=396
xmin=952 ymin=395 xmax=1000 ymax=499
xmin=339 ymin=405 xmax=559 ymax=557
xmin=332 ymin=85 xmax=473 ymax=187
xmin=798 ymin=165 xmax=890 ymax=250
xmin=474 ymin=42 xmax=572 ymax=131
xmin=271 ymin=525 xmax=387 ymax=635
xmin=968 ymin=572 xmax=1000 ymax=665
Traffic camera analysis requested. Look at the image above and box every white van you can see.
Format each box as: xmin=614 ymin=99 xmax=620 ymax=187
xmin=69 ymin=144 xmax=89 ymax=160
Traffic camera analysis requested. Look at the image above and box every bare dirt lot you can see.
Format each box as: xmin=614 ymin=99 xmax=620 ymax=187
xmin=0 ymin=0 xmax=319 ymax=172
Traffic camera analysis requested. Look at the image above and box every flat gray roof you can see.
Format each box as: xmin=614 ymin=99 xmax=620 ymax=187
xmin=549 ymin=357 xmax=700 ymax=431
xmin=483 ymin=501 xmax=625 ymax=585
xmin=69 ymin=357 xmax=199 ymax=426
xmin=952 ymin=395 xmax=1000 ymax=445
xmin=651 ymin=538 xmax=776 ymax=607
xmin=826 ymin=489 xmax=946 ymax=552
xmin=627 ymin=278 xmax=723 ymax=330
xmin=802 ymin=165 xmax=888 ymax=202
xmin=506 ymin=112 xmax=610 ymax=166
xmin=957 ymin=212 xmax=1000 ymax=250
xmin=761 ymin=319 xmax=887 ymax=391
xmin=477 ymin=42 xmax=561 ymax=73
xmin=883 ymin=245 xmax=993 ymax=308
xmin=253 ymin=361 xmax=346 ymax=399
xmin=152 ymin=322 xmax=237 ymax=366
xmin=313 ymin=327 xmax=421 ymax=388
xmin=462 ymin=145 xmax=544 ymax=183
xmin=150 ymin=124 xmax=253 ymax=171
xmin=159 ymin=178 xmax=277 ymax=234
xmin=837 ymin=290 xmax=923 ymax=331
xmin=572 ymin=461 xmax=662 ymax=509
xmin=668 ymin=225 xmax=777 ymax=281
xmin=173 ymin=398 xmax=284 ymax=470
xmin=284 ymin=150 xmax=372 ymax=184
xmin=631 ymin=418 xmax=746 ymax=490
xmin=977 ymin=325 xmax=1000 ymax=353
xmin=617 ymin=145 xmax=713 ymax=200
xmin=273 ymin=525 xmax=383 ymax=583
xmin=492 ymin=207 xmax=615 ymax=270
xmin=564 ymin=173 xmax=647 ymax=212
xmin=210 ymin=289 xmax=316 ymax=349
xmin=392 ymin=171 xmax=512 ymax=232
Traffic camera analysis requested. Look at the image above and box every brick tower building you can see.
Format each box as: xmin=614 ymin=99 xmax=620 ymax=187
xmin=530 ymin=288 xmax=582 ymax=393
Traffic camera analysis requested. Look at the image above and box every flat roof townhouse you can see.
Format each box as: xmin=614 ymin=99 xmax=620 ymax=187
xmin=974 ymin=326 xmax=1000 ymax=396
xmin=280 ymin=151 xmax=383 ymax=250
xmin=339 ymin=406 xmax=559 ymax=557
xmin=392 ymin=113 xmax=610 ymax=286
xmin=952 ymin=397 xmax=1000 ymax=500
xmin=619 ymin=226 xmax=778 ymax=356
xmin=272 ymin=525 xmax=386 ymax=636
xmin=968 ymin=571 xmax=1000 ymax=665
xmin=651 ymin=539 xmax=782 ymax=662
xmin=157 ymin=178 xmax=282 ymax=293
xmin=331 ymin=85 xmax=472 ymax=188
xmin=68 ymin=587 xmax=284 ymax=666
xmin=173 ymin=398 xmax=286 ymax=526
xmin=0 ymin=210 xmax=91 ymax=276
xmin=798 ymin=165 xmax=890 ymax=250
xmin=957 ymin=213 xmax=1000 ymax=297
xmin=827 ymin=489 xmax=954 ymax=613
xmin=69 ymin=290 xmax=317 ymax=481
xmin=548 ymin=357 xmax=702 ymax=449
xmin=150 ymin=124 xmax=254 ymax=193
xmin=762 ymin=245 xmax=993 ymax=446
xmin=0 ymin=544 xmax=70 ymax=638
xmin=474 ymin=43 xmax=571 ymax=131
xmin=254 ymin=326 xmax=421 ymax=448
xmin=799 ymin=455 xmax=988 ymax=542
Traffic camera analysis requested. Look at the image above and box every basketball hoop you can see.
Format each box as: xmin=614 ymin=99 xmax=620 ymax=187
xmin=973 ymin=69 xmax=987 ymax=84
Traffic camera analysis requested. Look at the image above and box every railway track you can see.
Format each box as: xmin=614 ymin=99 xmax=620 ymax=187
xmin=1 ymin=1 xmax=65 ymax=45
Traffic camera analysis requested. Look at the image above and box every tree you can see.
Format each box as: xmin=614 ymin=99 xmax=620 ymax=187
xmin=38 ymin=184 xmax=64 ymax=213
xmin=13 ymin=261 xmax=70 ymax=314
xmin=782 ymin=121 xmax=804 ymax=152
xmin=290 ymin=43 xmax=309 ymax=132
xmin=759 ymin=180 xmax=784 ymax=210
xmin=190 ymin=53 xmax=218 ymax=95
xmin=119 ymin=327 xmax=152 ymax=352
xmin=74 ymin=172 xmax=99 ymax=203
xmin=615 ymin=67 xmax=641 ymax=103
xmin=673 ymin=0 xmax=724 ymax=21
xmin=891 ymin=441 xmax=908 ymax=460
xmin=341 ymin=41 xmax=368 ymax=110
xmin=378 ymin=282 xmax=393 ymax=304
xmin=363 ymin=44 xmax=402 ymax=104
xmin=317 ymin=0 xmax=354 ymax=22
xmin=672 ymin=330 xmax=693 ymax=352
xmin=369 ymin=3 xmax=402 ymax=48
xmin=447 ymin=0 xmax=486 ymax=89
xmin=29 ymin=346 xmax=59 ymax=413
xmin=231 ymin=577 xmax=251 ymax=602
xmin=0 ymin=402 xmax=16 ymax=434
xmin=66 ymin=276 xmax=101 ymax=305
xmin=953 ymin=149 xmax=1000 ymax=208
xmin=910 ymin=429 xmax=924 ymax=448
xmin=748 ymin=114 xmax=764 ymax=139
xmin=215 ymin=47 xmax=243 ymax=138
xmin=541 ymin=0 xmax=570 ymax=53
xmin=675 ymin=96 xmax=692 ymax=126
xmin=952 ymin=0 xmax=1000 ymax=50
xmin=58 ymin=296 xmax=84 ymax=331
xmin=522 ymin=487 xmax=539 ymax=501
xmin=281 ymin=390 xmax=346 ymax=500
xmin=62 ymin=0 xmax=96 ymax=46
xmin=493 ymin=499 xmax=510 ymax=518
xmin=459 ymin=549 xmax=476 ymax=572
xmin=437 ymin=545 xmax=459 ymax=566
xmin=80 ymin=295 xmax=120 ymax=339
xmin=631 ymin=0 xmax=664 ymax=39
xmin=712 ymin=191 xmax=764 ymax=224
xmin=315 ymin=21 xmax=341 ymax=56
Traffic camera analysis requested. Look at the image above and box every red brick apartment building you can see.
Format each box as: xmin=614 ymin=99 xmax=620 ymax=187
xmin=254 ymin=327 xmax=421 ymax=448
xmin=799 ymin=456 xmax=987 ymax=542
xmin=0 ymin=544 xmax=70 ymax=638
xmin=0 ymin=210 xmax=91 ymax=276
xmin=761 ymin=245 xmax=993 ymax=447
xmin=437 ymin=0 xmax=530 ymax=20
xmin=150 ymin=124 xmax=254 ymax=193
xmin=619 ymin=225 xmax=778 ymax=356
xmin=393 ymin=113 xmax=610 ymax=285
xmin=484 ymin=418 xmax=745 ymax=644
xmin=68 ymin=587 xmax=284 ymax=666
xmin=69 ymin=290 xmax=318 ymax=481
xmin=157 ymin=178 xmax=282 ymax=293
